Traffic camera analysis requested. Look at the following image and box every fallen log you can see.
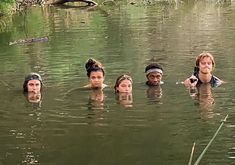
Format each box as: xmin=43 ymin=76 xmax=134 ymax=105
xmin=9 ymin=36 xmax=49 ymax=45
xmin=46 ymin=0 xmax=97 ymax=6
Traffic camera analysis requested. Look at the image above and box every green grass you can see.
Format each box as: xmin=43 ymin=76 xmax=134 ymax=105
xmin=0 ymin=0 xmax=15 ymax=15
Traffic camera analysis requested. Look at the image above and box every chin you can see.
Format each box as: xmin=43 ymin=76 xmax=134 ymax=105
xmin=93 ymin=85 xmax=102 ymax=89
xmin=152 ymin=83 xmax=160 ymax=86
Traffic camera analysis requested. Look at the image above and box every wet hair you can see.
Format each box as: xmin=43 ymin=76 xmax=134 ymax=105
xmin=23 ymin=73 xmax=43 ymax=92
xmin=85 ymin=58 xmax=105 ymax=77
xmin=114 ymin=74 xmax=133 ymax=93
xmin=195 ymin=52 xmax=215 ymax=68
xmin=145 ymin=63 xmax=163 ymax=76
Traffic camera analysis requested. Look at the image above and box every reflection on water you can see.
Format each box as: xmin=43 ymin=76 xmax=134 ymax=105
xmin=189 ymin=83 xmax=215 ymax=119
xmin=116 ymin=92 xmax=133 ymax=108
xmin=88 ymin=89 xmax=105 ymax=110
xmin=24 ymin=92 xmax=42 ymax=109
xmin=146 ymin=85 xmax=162 ymax=103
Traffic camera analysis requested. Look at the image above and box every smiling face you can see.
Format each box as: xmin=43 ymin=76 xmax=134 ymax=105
xmin=146 ymin=71 xmax=162 ymax=86
xmin=89 ymin=71 xmax=104 ymax=88
xmin=27 ymin=79 xmax=41 ymax=93
xmin=198 ymin=57 xmax=213 ymax=74
xmin=116 ymin=79 xmax=132 ymax=93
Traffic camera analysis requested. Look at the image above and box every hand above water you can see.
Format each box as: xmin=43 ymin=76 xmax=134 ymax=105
xmin=183 ymin=75 xmax=198 ymax=88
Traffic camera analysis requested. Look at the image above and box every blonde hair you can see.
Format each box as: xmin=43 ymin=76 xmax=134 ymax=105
xmin=195 ymin=52 xmax=215 ymax=68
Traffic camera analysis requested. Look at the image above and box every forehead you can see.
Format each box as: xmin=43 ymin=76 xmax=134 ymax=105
xmin=148 ymin=72 xmax=162 ymax=76
xmin=27 ymin=79 xmax=41 ymax=84
xmin=119 ymin=79 xmax=132 ymax=84
xmin=200 ymin=56 xmax=212 ymax=62
xmin=90 ymin=71 xmax=103 ymax=76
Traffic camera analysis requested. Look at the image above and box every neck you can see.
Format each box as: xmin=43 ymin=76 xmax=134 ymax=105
xmin=198 ymin=72 xmax=212 ymax=83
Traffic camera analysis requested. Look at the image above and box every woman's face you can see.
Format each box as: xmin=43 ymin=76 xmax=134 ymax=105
xmin=199 ymin=57 xmax=213 ymax=74
xmin=27 ymin=79 xmax=41 ymax=93
xmin=116 ymin=79 xmax=132 ymax=93
xmin=89 ymin=71 xmax=104 ymax=88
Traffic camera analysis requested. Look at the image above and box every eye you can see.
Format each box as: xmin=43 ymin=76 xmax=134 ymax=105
xmin=120 ymin=84 xmax=127 ymax=87
xmin=150 ymin=75 xmax=161 ymax=79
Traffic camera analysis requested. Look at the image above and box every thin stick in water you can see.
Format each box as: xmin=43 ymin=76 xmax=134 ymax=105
xmin=193 ymin=114 xmax=229 ymax=165
xmin=188 ymin=142 xmax=196 ymax=165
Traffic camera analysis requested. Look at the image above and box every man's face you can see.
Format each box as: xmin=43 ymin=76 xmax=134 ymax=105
xmin=199 ymin=57 xmax=213 ymax=74
xmin=27 ymin=79 xmax=41 ymax=93
xmin=147 ymin=71 xmax=162 ymax=86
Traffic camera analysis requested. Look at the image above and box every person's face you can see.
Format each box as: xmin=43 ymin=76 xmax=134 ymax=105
xmin=89 ymin=71 xmax=104 ymax=88
xmin=27 ymin=79 xmax=41 ymax=93
xmin=147 ymin=72 xmax=162 ymax=86
xmin=199 ymin=57 xmax=213 ymax=74
xmin=116 ymin=79 xmax=132 ymax=93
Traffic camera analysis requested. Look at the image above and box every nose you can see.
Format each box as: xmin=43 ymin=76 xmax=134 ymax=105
xmin=153 ymin=77 xmax=159 ymax=81
xmin=94 ymin=77 xmax=100 ymax=81
xmin=125 ymin=86 xmax=131 ymax=92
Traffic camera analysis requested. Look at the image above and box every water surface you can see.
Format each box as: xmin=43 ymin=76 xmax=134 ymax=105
xmin=0 ymin=1 xmax=235 ymax=164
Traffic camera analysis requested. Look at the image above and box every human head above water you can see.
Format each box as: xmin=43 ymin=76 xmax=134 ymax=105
xmin=85 ymin=58 xmax=105 ymax=77
xmin=145 ymin=63 xmax=163 ymax=86
xmin=85 ymin=58 xmax=105 ymax=88
xmin=195 ymin=52 xmax=215 ymax=69
xmin=114 ymin=74 xmax=133 ymax=93
xmin=23 ymin=72 xmax=43 ymax=93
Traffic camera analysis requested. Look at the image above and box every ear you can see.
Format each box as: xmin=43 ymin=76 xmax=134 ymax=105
xmin=115 ymin=88 xmax=119 ymax=93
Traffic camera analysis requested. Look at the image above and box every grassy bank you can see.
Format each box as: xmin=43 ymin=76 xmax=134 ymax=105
xmin=0 ymin=0 xmax=15 ymax=15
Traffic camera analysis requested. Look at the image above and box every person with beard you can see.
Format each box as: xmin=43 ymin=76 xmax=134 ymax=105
xmin=145 ymin=63 xmax=164 ymax=86
xmin=184 ymin=52 xmax=223 ymax=88
xmin=23 ymin=73 xmax=43 ymax=104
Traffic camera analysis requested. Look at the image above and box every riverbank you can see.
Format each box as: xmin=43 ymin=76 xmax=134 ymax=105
xmin=15 ymin=0 xmax=45 ymax=11
xmin=0 ymin=0 xmax=231 ymax=16
xmin=0 ymin=0 xmax=44 ymax=16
